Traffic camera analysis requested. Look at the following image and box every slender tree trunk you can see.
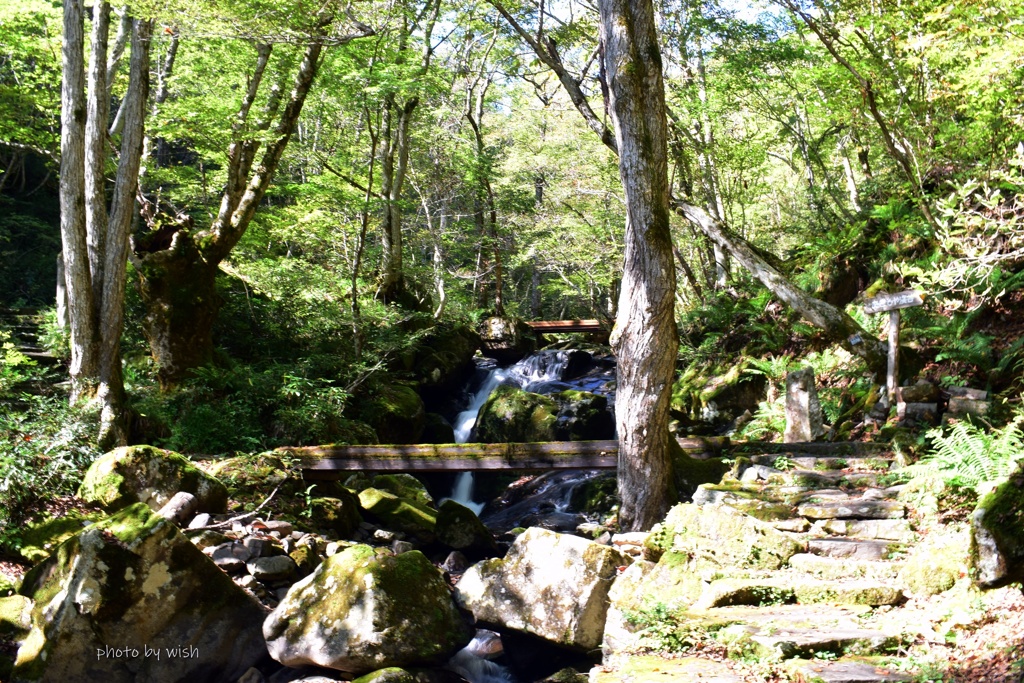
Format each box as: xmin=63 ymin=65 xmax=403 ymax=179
xmin=600 ymin=0 xmax=678 ymax=531
xmin=60 ymin=0 xmax=97 ymax=400
xmin=378 ymin=95 xmax=417 ymax=303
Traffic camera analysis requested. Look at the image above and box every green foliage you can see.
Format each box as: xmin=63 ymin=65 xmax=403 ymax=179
xmin=0 ymin=392 xmax=100 ymax=547
xmin=624 ymin=603 xmax=715 ymax=654
xmin=0 ymin=329 xmax=35 ymax=395
xmin=900 ymin=409 xmax=1024 ymax=496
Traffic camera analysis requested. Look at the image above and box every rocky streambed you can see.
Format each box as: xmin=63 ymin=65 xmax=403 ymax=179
xmin=2 ymin=439 xmax=1023 ymax=683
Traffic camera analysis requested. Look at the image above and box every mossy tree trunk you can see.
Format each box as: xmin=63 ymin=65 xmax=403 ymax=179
xmin=600 ymin=0 xmax=679 ymax=531
xmin=129 ymin=20 xmax=373 ymax=386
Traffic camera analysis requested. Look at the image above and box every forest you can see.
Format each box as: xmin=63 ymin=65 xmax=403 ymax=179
xmin=2 ymin=0 xmax=1024 ymax=680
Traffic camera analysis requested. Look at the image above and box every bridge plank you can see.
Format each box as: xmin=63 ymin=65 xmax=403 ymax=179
xmin=282 ymin=438 xmax=726 ymax=475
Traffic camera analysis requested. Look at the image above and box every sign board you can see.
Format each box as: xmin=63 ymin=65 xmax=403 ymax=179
xmin=862 ymin=290 xmax=924 ymax=315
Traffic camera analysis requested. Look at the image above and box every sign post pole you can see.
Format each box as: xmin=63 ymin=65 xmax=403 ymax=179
xmin=887 ymin=309 xmax=900 ymax=403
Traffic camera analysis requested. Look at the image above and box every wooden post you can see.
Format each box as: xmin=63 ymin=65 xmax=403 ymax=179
xmin=887 ymin=309 xmax=900 ymax=403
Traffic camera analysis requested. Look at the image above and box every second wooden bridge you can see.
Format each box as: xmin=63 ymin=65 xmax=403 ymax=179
xmin=281 ymin=438 xmax=727 ymax=479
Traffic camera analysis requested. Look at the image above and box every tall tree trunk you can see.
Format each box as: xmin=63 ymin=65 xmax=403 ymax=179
xmin=60 ymin=0 xmax=96 ymax=398
xmin=491 ymin=0 xmax=887 ymax=378
xmin=378 ymin=95 xmax=417 ymax=303
xmin=61 ymin=3 xmax=150 ymax=447
xmin=600 ymin=0 xmax=678 ymax=531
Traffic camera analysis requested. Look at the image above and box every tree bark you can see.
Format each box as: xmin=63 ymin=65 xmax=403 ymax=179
xmin=60 ymin=0 xmax=97 ymax=399
xmin=600 ymin=0 xmax=678 ymax=531
xmin=60 ymin=4 xmax=151 ymax=447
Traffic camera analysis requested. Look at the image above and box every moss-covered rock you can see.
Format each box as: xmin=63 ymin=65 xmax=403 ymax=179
xmin=358 ymin=385 xmax=426 ymax=444
xmin=403 ymin=324 xmax=480 ymax=394
xmin=972 ymin=465 xmax=1024 ymax=588
xmin=78 ymin=445 xmax=228 ymax=513
xmin=475 ymin=385 xmax=559 ymax=443
xmin=13 ymin=503 xmax=266 ymax=683
xmin=358 ymin=488 xmax=437 ymax=540
xmin=478 ymin=316 xmax=537 ymax=364
xmin=0 ymin=595 xmax=32 ymax=638
xmin=289 ymin=544 xmax=322 ymax=578
xmin=264 ymin=545 xmax=473 ymax=674
xmin=16 ymin=512 xmax=101 ymax=564
xmin=899 ymin=525 xmax=970 ymax=595
xmin=372 ymin=474 xmax=434 ymax=508
xmin=454 ymin=527 xmax=630 ymax=651
xmin=307 ymin=493 xmax=363 ymax=539
xmin=352 ymin=667 xmax=419 ymax=683
xmin=435 ymin=500 xmax=499 ymax=557
xmin=552 ymin=390 xmax=614 ymax=441
xmin=644 ymin=503 xmax=803 ymax=570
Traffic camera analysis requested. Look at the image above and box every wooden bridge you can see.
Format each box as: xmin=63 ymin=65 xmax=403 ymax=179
xmin=281 ymin=437 xmax=727 ymax=479
xmin=525 ymin=319 xmax=607 ymax=335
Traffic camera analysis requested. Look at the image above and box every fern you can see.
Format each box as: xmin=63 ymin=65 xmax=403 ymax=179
xmin=901 ymin=413 xmax=1024 ymax=494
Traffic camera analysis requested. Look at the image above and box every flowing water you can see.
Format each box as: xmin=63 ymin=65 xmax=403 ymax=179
xmin=444 ymin=350 xmax=616 ymax=517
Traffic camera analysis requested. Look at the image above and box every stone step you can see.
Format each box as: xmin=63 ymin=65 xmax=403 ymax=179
xmin=807 ymin=538 xmax=903 ymax=561
xmin=593 ymin=655 xmax=742 ymax=682
xmin=694 ymin=577 xmax=903 ymax=609
xmin=741 ymin=466 xmax=884 ymax=490
xmin=750 ymin=454 xmax=895 ymax=472
xmin=691 ymin=604 xmax=897 ymax=660
xmin=788 ymin=554 xmax=903 ymax=582
xmin=798 ymin=499 xmax=905 ymax=521
xmin=785 ymin=657 xmax=912 ymax=682
xmin=816 ymin=519 xmax=916 ymax=544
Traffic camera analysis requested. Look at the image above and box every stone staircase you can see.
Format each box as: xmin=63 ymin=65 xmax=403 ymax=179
xmin=604 ymin=446 xmax=925 ymax=683
xmin=0 ymin=307 xmax=58 ymax=368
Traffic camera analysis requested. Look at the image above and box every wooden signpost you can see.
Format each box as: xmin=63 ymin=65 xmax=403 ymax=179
xmin=862 ymin=290 xmax=925 ymax=402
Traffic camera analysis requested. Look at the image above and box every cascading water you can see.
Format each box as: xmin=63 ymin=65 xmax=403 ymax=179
xmin=445 ymin=350 xmax=616 ymax=515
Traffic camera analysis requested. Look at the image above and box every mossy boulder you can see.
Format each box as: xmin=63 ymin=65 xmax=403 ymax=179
xmin=16 ymin=512 xmax=102 ymax=564
xmin=972 ymin=468 xmax=1024 ymax=588
xmin=78 ymin=445 xmax=228 ymax=514
xmin=0 ymin=595 xmax=31 ymax=638
xmin=307 ymin=493 xmax=363 ymax=539
xmin=13 ymin=503 xmax=266 ymax=683
xmin=372 ymin=474 xmax=434 ymax=508
xmin=352 ymin=668 xmax=420 ymax=683
xmin=478 ymin=316 xmax=537 ymax=364
xmin=403 ymin=324 xmax=480 ymax=395
xmin=454 ymin=527 xmax=630 ymax=651
xmin=475 ymin=385 xmax=559 ymax=443
xmin=358 ymin=488 xmax=437 ymax=540
xmin=264 ymin=545 xmax=473 ymax=674
xmin=358 ymin=384 xmax=426 ymax=444
xmin=898 ymin=525 xmax=969 ymax=595
xmin=435 ymin=500 xmax=499 ymax=557
xmin=552 ymin=390 xmax=614 ymax=441
xmin=644 ymin=503 xmax=803 ymax=570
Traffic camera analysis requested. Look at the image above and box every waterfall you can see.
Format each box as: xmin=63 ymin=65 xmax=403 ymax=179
xmin=453 ymin=367 xmax=508 ymax=443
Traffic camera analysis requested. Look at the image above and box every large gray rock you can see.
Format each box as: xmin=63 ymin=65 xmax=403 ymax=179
xmin=78 ymin=445 xmax=228 ymax=513
xmin=478 ymin=317 xmax=537 ymax=364
xmin=12 ymin=503 xmax=267 ymax=683
xmin=454 ymin=527 xmax=629 ymax=651
xmin=784 ymin=366 xmax=825 ymax=442
xmin=971 ymin=467 xmax=1024 ymax=588
xmin=264 ymin=545 xmax=472 ymax=674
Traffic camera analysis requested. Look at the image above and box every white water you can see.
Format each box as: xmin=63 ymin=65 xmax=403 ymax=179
xmin=445 ymin=351 xmax=602 ymax=515
xmin=447 ymin=648 xmax=516 ymax=683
